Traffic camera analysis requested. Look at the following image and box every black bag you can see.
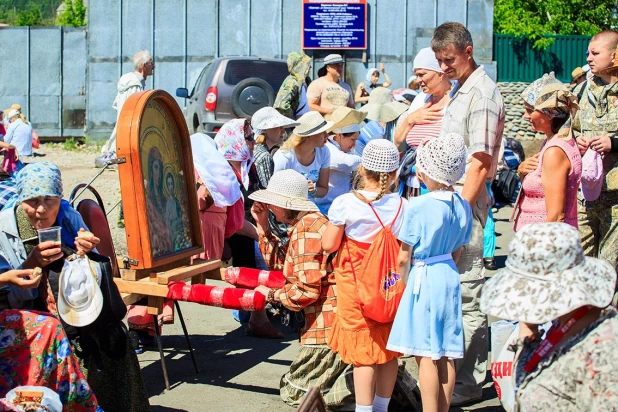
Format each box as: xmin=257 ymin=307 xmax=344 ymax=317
xmin=492 ymin=169 xmax=520 ymax=204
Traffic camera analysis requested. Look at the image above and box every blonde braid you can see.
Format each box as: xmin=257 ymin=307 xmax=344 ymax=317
xmin=372 ymin=172 xmax=388 ymax=202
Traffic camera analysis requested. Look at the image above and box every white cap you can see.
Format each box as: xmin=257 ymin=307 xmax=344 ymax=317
xmin=416 ymin=133 xmax=467 ymax=186
xmin=413 ymin=47 xmax=443 ymax=73
xmin=7 ymin=109 xmax=19 ymax=119
xmin=582 ymin=64 xmax=590 ymax=72
xmin=58 ymin=255 xmax=104 ymax=328
xmin=361 ymin=139 xmax=399 ymax=173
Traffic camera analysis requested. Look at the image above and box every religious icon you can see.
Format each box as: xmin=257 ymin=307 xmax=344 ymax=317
xmin=117 ymin=90 xmax=203 ymax=269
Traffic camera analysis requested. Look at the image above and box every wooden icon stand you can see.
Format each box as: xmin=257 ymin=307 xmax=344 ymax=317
xmin=113 ymin=89 xmax=221 ymax=390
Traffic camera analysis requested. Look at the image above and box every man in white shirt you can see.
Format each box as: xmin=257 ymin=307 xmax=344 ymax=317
xmin=100 ymin=50 xmax=155 ymax=156
xmin=432 ymin=22 xmax=505 ymax=406
xmin=4 ymin=109 xmax=33 ymax=157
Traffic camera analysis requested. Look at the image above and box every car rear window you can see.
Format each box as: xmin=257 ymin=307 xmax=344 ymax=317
xmin=224 ymin=60 xmax=289 ymax=91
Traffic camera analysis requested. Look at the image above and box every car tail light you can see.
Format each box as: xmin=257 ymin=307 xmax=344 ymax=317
xmin=213 ymin=127 xmax=221 ymax=134
xmin=205 ymin=86 xmax=218 ymax=111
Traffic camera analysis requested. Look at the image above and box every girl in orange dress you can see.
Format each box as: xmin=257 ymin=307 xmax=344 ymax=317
xmin=322 ymin=139 xmax=406 ymax=412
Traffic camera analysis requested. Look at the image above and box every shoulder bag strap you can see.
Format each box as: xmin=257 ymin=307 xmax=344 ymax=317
xmin=352 ymin=190 xmax=386 ymax=228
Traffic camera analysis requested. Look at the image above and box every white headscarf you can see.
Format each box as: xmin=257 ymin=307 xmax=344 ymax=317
xmin=413 ymin=47 xmax=443 ymax=73
xmin=190 ymin=133 xmax=242 ymax=207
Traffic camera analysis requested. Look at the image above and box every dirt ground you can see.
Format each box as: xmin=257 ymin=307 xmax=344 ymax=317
xmin=29 ymin=144 xmax=507 ymax=411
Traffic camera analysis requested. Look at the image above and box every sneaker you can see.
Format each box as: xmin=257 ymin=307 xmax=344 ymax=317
xmin=451 ymin=392 xmax=483 ymax=406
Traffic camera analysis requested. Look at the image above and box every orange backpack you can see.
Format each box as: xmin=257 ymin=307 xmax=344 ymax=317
xmin=346 ymin=193 xmax=405 ymax=323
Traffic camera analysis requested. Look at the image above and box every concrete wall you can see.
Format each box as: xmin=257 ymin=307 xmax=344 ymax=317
xmin=0 ymin=26 xmax=86 ymax=138
xmin=0 ymin=0 xmax=496 ymax=139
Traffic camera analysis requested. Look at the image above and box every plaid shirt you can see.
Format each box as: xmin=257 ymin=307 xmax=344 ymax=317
xmin=259 ymin=211 xmax=336 ymax=345
xmin=441 ymin=65 xmax=505 ymax=184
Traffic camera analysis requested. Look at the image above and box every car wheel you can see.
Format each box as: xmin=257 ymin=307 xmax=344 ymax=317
xmin=230 ymin=77 xmax=274 ymax=118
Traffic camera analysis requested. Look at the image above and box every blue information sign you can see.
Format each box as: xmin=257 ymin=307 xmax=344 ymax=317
xmin=302 ymin=0 xmax=367 ymax=50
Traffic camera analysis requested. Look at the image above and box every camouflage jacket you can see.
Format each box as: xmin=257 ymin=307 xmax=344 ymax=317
xmin=274 ymin=52 xmax=311 ymax=119
xmin=573 ymin=77 xmax=618 ymax=191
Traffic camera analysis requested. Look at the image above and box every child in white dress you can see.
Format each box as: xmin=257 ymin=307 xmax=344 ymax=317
xmin=386 ymin=133 xmax=472 ymax=412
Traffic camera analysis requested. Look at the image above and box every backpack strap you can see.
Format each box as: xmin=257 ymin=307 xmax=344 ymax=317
xmin=352 ymin=190 xmax=403 ymax=229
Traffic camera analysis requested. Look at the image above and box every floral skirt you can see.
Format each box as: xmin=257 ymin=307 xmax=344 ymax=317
xmin=0 ymin=309 xmax=99 ymax=411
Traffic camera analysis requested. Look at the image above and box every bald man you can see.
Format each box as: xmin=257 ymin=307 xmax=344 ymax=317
xmin=573 ymin=30 xmax=618 ymax=272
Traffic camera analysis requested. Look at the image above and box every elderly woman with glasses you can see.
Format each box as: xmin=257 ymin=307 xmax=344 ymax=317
xmin=0 ymin=162 xmax=150 ymax=412
xmin=248 ymin=169 xmax=353 ymax=408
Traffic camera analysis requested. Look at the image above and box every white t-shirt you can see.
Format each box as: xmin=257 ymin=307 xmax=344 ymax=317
xmin=273 ymin=146 xmax=331 ymax=183
xmin=328 ymin=191 xmax=407 ymax=243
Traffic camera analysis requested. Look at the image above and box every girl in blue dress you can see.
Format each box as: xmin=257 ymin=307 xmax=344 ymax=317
xmin=386 ymin=133 xmax=472 ymax=412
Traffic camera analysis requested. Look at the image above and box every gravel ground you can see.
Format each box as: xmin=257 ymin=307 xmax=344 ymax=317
xmin=30 ymin=144 xmax=506 ymax=411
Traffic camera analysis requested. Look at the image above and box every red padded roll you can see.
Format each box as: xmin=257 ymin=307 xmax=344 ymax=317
xmin=223 ymin=267 xmax=285 ymax=289
xmin=167 ymin=282 xmax=266 ymax=311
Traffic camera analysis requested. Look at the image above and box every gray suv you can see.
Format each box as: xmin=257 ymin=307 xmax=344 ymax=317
xmin=176 ymin=57 xmax=289 ymax=136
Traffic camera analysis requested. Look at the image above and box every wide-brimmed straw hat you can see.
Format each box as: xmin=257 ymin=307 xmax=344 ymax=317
xmin=249 ymin=169 xmax=319 ymax=212
xmin=251 ymin=107 xmax=299 ymax=132
xmin=571 ymin=67 xmax=585 ymax=84
xmin=58 ymin=254 xmax=104 ymax=328
xmin=328 ymin=107 xmax=367 ymax=134
xmin=292 ymin=111 xmax=334 ymax=137
xmin=359 ymin=87 xmax=408 ymax=123
xmin=480 ymin=223 xmax=616 ymax=324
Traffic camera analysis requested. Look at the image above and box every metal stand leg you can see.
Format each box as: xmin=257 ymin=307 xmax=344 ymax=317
xmin=174 ymin=300 xmax=199 ymax=374
xmin=152 ymin=314 xmax=171 ymax=391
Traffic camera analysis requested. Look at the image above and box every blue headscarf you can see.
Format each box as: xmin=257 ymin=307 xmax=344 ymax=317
xmin=16 ymin=162 xmax=63 ymax=203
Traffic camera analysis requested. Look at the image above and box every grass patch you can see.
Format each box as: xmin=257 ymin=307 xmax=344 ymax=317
xmin=61 ymin=137 xmax=80 ymax=151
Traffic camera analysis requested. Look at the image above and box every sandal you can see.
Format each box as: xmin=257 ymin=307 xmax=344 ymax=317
xmin=246 ymin=321 xmax=284 ymax=339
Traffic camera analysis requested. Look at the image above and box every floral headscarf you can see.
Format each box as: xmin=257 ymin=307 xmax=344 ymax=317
xmin=521 ymin=72 xmax=562 ymax=107
xmin=534 ymin=83 xmax=579 ymax=120
xmin=17 ymin=162 xmax=63 ymax=203
xmin=214 ymin=119 xmax=254 ymax=190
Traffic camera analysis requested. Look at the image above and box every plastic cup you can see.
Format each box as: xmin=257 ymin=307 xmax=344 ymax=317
xmin=38 ymin=226 xmax=61 ymax=245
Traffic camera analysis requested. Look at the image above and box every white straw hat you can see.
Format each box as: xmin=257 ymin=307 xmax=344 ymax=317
xmin=362 ymin=139 xmax=399 ymax=173
xmin=416 ymin=133 xmax=467 ymax=186
xmin=359 ymin=87 xmax=409 ymax=123
xmin=293 ymin=111 xmax=334 ymax=137
xmin=249 ymin=169 xmax=319 ymax=212
xmin=327 ymin=106 xmax=367 ymax=133
xmin=481 ymin=223 xmax=616 ymax=324
xmin=57 ymin=254 xmax=104 ymax=328
xmin=251 ymin=107 xmax=299 ymax=132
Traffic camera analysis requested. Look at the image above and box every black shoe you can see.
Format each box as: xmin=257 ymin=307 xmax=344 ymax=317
xmin=484 ymin=258 xmax=498 ymax=270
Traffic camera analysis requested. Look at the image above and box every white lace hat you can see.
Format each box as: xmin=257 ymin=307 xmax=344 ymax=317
xmin=293 ymin=111 xmax=334 ymax=137
xmin=251 ymin=107 xmax=299 ymax=132
xmin=481 ymin=223 xmax=616 ymax=324
xmin=249 ymin=169 xmax=319 ymax=212
xmin=57 ymin=254 xmax=104 ymax=328
xmin=362 ymin=139 xmax=399 ymax=173
xmin=416 ymin=133 xmax=467 ymax=186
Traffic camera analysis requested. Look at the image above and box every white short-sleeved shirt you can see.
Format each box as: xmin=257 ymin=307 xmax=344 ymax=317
xmin=328 ymin=191 xmax=407 ymax=243
xmin=273 ymin=146 xmax=331 ymax=183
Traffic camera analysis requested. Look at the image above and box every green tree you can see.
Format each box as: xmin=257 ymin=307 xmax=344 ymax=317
xmin=495 ymin=0 xmax=618 ymax=49
xmin=14 ymin=3 xmax=43 ymax=26
xmin=56 ymin=0 xmax=86 ymax=27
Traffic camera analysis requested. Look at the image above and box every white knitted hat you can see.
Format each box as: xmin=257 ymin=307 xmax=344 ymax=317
xmin=248 ymin=169 xmax=319 ymax=212
xmin=361 ymin=139 xmax=399 ymax=173
xmin=416 ymin=133 xmax=467 ymax=186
